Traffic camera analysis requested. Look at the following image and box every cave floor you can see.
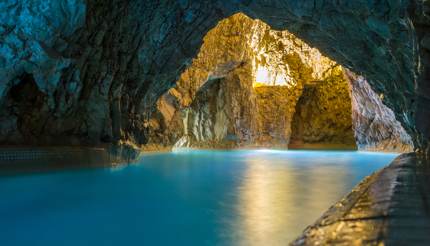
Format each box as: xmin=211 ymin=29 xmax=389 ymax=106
xmin=291 ymin=153 xmax=430 ymax=245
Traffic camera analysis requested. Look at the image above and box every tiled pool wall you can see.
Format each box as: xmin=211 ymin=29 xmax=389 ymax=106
xmin=0 ymin=147 xmax=118 ymax=169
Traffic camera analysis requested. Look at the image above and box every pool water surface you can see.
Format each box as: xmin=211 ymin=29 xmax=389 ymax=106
xmin=0 ymin=150 xmax=398 ymax=245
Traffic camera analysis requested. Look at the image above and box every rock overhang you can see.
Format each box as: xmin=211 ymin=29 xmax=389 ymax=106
xmin=0 ymin=0 xmax=428 ymax=153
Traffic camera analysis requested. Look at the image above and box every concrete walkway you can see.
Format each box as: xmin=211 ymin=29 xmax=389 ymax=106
xmin=291 ymin=153 xmax=430 ymax=245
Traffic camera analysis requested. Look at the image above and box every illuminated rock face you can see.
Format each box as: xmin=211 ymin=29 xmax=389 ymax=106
xmin=290 ymin=67 xmax=357 ymax=148
xmin=254 ymin=86 xmax=301 ymax=147
xmin=148 ymin=14 xmax=412 ymax=151
xmin=0 ymin=1 xmax=427 ymax=153
xmin=147 ymin=14 xmax=318 ymax=149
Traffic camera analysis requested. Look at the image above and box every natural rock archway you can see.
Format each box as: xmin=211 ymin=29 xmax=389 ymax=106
xmin=0 ymin=0 xmax=428 ymax=154
xmin=145 ymin=14 xmax=412 ymax=152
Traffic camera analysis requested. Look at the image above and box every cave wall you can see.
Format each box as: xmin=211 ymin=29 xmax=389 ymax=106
xmin=290 ymin=67 xmax=357 ymax=148
xmin=412 ymin=1 xmax=430 ymax=154
xmin=0 ymin=1 xmax=428 ymax=153
xmin=289 ymin=67 xmax=414 ymax=152
xmin=238 ymin=0 xmax=424 ymax=150
xmin=254 ymin=86 xmax=300 ymax=147
xmin=0 ymin=0 xmax=86 ymax=145
xmin=0 ymin=0 xmax=228 ymax=148
xmin=147 ymin=14 xmax=322 ymax=149
xmin=149 ymin=14 xmax=413 ymax=152
xmin=177 ymin=72 xmax=258 ymax=149
xmin=346 ymin=71 xmax=414 ymax=153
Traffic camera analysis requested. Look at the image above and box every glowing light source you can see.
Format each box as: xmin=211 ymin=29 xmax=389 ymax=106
xmin=256 ymin=66 xmax=270 ymax=84
xmin=254 ymin=65 xmax=289 ymax=87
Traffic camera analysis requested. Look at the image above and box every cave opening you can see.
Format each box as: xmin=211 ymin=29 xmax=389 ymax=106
xmin=146 ymin=13 xmax=413 ymax=153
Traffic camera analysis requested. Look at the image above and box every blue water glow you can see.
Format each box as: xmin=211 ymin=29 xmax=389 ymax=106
xmin=0 ymin=150 xmax=398 ymax=245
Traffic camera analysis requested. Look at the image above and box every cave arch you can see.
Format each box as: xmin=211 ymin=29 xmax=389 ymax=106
xmin=145 ymin=13 xmax=413 ymax=152
xmin=0 ymin=1 xmax=428 ymax=153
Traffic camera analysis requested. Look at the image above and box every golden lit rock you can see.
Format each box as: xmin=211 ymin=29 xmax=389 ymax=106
xmin=146 ymin=13 xmax=413 ymax=152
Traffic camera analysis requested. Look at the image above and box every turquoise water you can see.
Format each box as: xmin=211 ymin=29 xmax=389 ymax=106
xmin=0 ymin=150 xmax=398 ymax=246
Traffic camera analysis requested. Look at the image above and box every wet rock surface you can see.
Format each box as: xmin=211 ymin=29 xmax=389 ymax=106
xmin=291 ymin=153 xmax=430 ymax=245
xmin=0 ymin=1 xmax=428 ymax=153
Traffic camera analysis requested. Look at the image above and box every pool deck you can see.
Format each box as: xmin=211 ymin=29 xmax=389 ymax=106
xmin=291 ymin=153 xmax=430 ymax=245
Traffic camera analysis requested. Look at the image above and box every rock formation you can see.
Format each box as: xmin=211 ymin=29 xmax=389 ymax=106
xmin=0 ymin=1 xmax=428 ymax=155
xmin=147 ymin=14 xmax=413 ymax=152
xmin=346 ymin=71 xmax=414 ymax=152
xmin=290 ymin=66 xmax=357 ymax=149
xmin=146 ymin=14 xmax=324 ymax=149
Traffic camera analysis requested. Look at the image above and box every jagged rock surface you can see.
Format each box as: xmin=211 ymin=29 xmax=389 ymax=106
xmin=148 ymin=14 xmax=324 ymax=149
xmin=290 ymin=67 xmax=357 ymax=148
xmin=180 ymin=73 xmax=257 ymax=149
xmin=0 ymin=0 xmax=86 ymax=144
xmin=149 ymin=14 xmax=412 ymax=151
xmin=0 ymin=1 xmax=428 ymax=153
xmin=254 ymin=86 xmax=301 ymax=147
xmin=347 ymin=71 xmax=414 ymax=153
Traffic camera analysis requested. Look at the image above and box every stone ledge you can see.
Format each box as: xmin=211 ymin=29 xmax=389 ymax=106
xmin=291 ymin=153 xmax=430 ymax=245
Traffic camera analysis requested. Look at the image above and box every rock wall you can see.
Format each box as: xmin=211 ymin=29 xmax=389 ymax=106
xmin=149 ymin=14 xmax=413 ymax=152
xmin=346 ymin=71 xmax=414 ymax=153
xmin=177 ymin=72 xmax=258 ymax=149
xmin=290 ymin=67 xmax=357 ymax=148
xmin=254 ymin=86 xmax=300 ymax=147
xmin=0 ymin=1 xmax=428 ymax=154
xmin=0 ymin=0 xmax=86 ymax=145
xmin=148 ymin=14 xmax=322 ymax=149
xmin=412 ymin=1 xmax=430 ymax=155
xmin=239 ymin=0 xmax=424 ymax=150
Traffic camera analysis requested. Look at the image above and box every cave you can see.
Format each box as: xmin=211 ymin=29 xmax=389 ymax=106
xmin=147 ymin=14 xmax=413 ymax=153
xmin=0 ymin=1 xmax=430 ymax=245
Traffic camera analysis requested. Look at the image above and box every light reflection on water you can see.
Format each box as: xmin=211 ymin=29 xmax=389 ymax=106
xmin=0 ymin=150 xmax=398 ymax=246
xmin=233 ymin=154 xmax=351 ymax=245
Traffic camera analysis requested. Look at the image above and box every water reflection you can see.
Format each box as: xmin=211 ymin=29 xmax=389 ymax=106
xmin=0 ymin=150 xmax=397 ymax=246
xmin=231 ymin=152 xmax=376 ymax=245
xmin=236 ymin=157 xmax=296 ymax=245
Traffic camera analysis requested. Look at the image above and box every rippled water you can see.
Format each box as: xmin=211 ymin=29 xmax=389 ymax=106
xmin=0 ymin=150 xmax=398 ymax=246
